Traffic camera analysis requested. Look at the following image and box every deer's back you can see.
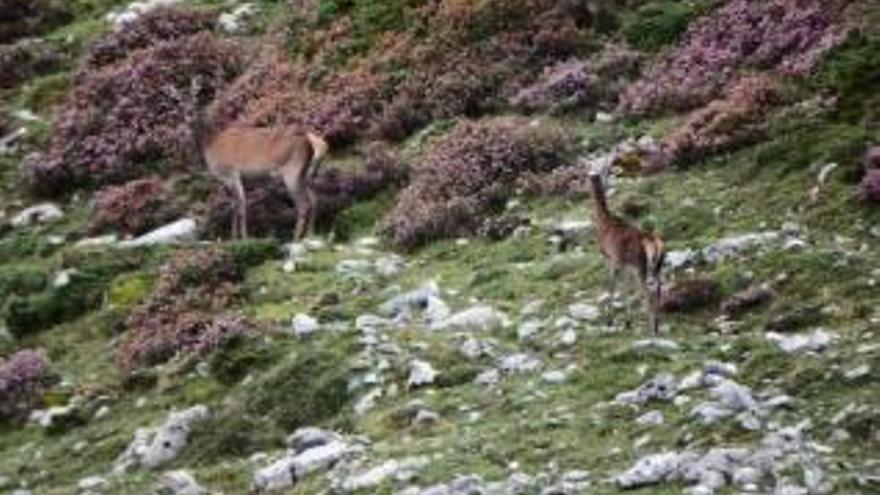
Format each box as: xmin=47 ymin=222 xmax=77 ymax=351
xmin=204 ymin=126 xmax=311 ymax=176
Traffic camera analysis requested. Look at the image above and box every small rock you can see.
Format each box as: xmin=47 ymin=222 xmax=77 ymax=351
xmin=475 ymin=368 xmax=500 ymax=387
xmin=375 ymin=255 xmax=405 ymax=277
xmin=542 ymin=370 xmax=568 ymax=384
xmin=636 ymin=411 xmax=665 ymax=426
xmin=11 ymin=203 xmax=63 ymax=227
xmin=336 ymin=259 xmax=372 ymax=277
xmin=217 ymin=3 xmax=257 ymax=33
xmin=631 ymin=339 xmax=681 ymax=354
xmin=287 ymin=427 xmax=341 ymax=453
xmin=119 ymin=218 xmax=197 ymax=248
xmin=78 ymin=475 xmax=108 ymax=491
xmin=766 ymin=330 xmax=836 ymax=354
xmin=615 ymin=452 xmax=683 ymax=488
xmin=498 ymin=354 xmax=542 ymax=375
xmin=340 ymin=460 xmax=400 ymax=492
xmin=518 ymin=320 xmax=544 ymax=341
xmin=291 ymin=313 xmax=320 ymax=337
xmin=436 ymin=305 xmax=509 ymax=331
xmin=568 ymin=303 xmax=600 ymax=322
xmin=843 ymin=364 xmax=870 ymax=381
xmin=407 ymin=360 xmax=438 ymax=388
xmin=665 ymin=249 xmax=698 ymax=270
xmin=114 ymin=405 xmax=209 ymax=472
xmin=616 ymin=374 xmax=678 ymax=405
xmin=159 ymin=470 xmax=207 ymax=495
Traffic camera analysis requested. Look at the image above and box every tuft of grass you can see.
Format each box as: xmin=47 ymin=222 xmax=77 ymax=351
xmin=622 ymin=1 xmax=698 ymax=51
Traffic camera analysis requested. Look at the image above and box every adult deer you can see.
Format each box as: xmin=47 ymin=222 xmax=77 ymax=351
xmin=588 ymin=166 xmax=665 ymax=333
xmin=177 ymin=79 xmax=328 ymax=240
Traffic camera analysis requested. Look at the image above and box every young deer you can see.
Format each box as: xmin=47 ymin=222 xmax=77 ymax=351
xmin=180 ymin=80 xmax=328 ymax=240
xmin=588 ymin=173 xmax=665 ymax=333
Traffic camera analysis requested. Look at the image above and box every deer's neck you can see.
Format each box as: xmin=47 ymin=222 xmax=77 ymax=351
xmin=191 ymin=108 xmax=216 ymax=152
xmin=589 ymin=177 xmax=613 ymax=228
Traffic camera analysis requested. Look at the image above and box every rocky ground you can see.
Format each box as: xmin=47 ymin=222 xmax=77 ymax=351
xmin=0 ymin=1 xmax=878 ymax=495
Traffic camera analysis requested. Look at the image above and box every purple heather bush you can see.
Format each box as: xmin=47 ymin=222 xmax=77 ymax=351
xmin=662 ymin=73 xmax=783 ymax=165
xmin=510 ymin=59 xmax=599 ymax=114
xmin=619 ymin=0 xmax=851 ymax=116
xmin=118 ymin=247 xmax=257 ymax=370
xmin=381 ymin=117 xmax=575 ymax=250
xmin=27 ymin=17 xmax=242 ymax=195
xmin=81 ymin=7 xmax=218 ymax=72
xmin=88 ymin=177 xmax=180 ymax=236
xmin=0 ymin=348 xmax=50 ymax=419
xmin=860 ymin=169 xmax=880 ymax=204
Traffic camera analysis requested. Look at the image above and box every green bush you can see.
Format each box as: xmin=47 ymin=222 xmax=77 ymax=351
xmin=0 ymin=263 xmax=48 ymax=303
xmin=248 ymin=343 xmax=354 ymax=431
xmin=623 ymin=1 xmax=696 ymax=51
xmin=209 ymin=336 xmax=281 ymax=386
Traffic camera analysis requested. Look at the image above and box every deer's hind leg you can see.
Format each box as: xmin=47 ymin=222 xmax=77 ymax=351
xmin=219 ymin=172 xmax=246 ymax=239
xmin=636 ymin=260 xmax=660 ymax=334
xmin=605 ymin=263 xmax=621 ymax=325
xmin=280 ymin=167 xmax=313 ymax=241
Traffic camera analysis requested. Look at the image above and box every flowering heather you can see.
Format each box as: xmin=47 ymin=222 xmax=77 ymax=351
xmin=518 ymin=165 xmax=592 ymax=199
xmin=88 ymin=177 xmax=179 ymax=236
xmin=27 ymin=32 xmax=242 ymax=195
xmin=81 ymin=7 xmax=218 ymax=72
xmin=118 ymin=247 xmax=256 ymax=369
xmin=662 ymin=74 xmax=782 ymax=165
xmin=620 ymin=0 xmax=851 ymax=116
xmin=381 ymin=118 xmax=575 ymax=250
xmin=860 ymin=169 xmax=880 ymax=204
xmin=0 ymin=348 xmax=50 ymax=419
xmin=510 ymin=59 xmax=599 ymax=114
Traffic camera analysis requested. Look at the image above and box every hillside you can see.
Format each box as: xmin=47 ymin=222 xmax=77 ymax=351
xmin=0 ymin=1 xmax=878 ymax=494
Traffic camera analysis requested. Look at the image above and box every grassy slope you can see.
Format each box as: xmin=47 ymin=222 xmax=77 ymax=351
xmin=0 ymin=1 xmax=878 ymax=494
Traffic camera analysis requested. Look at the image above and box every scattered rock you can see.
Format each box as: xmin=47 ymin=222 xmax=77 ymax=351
xmin=568 ymin=303 xmax=601 ymax=322
xmin=106 ymin=0 xmax=186 ymax=28
xmin=253 ymin=438 xmax=351 ymax=492
xmin=616 ymin=374 xmax=678 ymax=405
xmin=338 ymin=460 xmax=401 ymax=492
xmin=118 ymin=218 xmax=197 ymax=248
xmin=498 ymin=354 xmax=542 ymax=375
xmin=435 ymin=305 xmax=509 ymax=331
xmin=77 ymin=475 xmax=108 ymax=491
xmin=517 ymin=320 xmax=544 ymax=341
xmin=703 ymin=232 xmax=781 ymax=263
xmin=291 ymin=313 xmax=320 ymax=337
xmin=766 ymin=330 xmax=836 ymax=354
xmin=114 ymin=405 xmax=209 ymax=472
xmin=159 ymin=470 xmax=207 ymax=495
xmin=375 ymin=255 xmax=405 ymax=277
xmin=665 ymin=249 xmax=698 ymax=270
xmin=636 ymin=410 xmax=665 ymax=426
xmin=474 ymin=368 xmax=500 ymax=387
xmin=11 ymin=203 xmax=63 ymax=227
xmin=217 ymin=2 xmax=257 ymax=33
xmin=287 ymin=427 xmax=342 ymax=454
xmin=631 ymin=339 xmax=681 ymax=354
xmin=542 ymin=370 xmax=568 ymax=384
xmin=407 ymin=360 xmax=438 ymax=388
xmin=336 ymin=259 xmax=372 ymax=278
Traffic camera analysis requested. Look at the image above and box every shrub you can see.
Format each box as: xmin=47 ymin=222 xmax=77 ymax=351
xmin=517 ymin=164 xmax=592 ymax=199
xmin=0 ymin=39 xmax=64 ymax=89
xmin=28 ymin=30 xmax=243 ymax=196
xmin=0 ymin=348 xmax=50 ymax=420
xmin=661 ymin=73 xmax=782 ymax=166
xmin=623 ymin=1 xmax=697 ymax=51
xmin=248 ymin=346 xmax=353 ymax=431
xmin=81 ymin=7 xmax=218 ymax=72
xmin=619 ymin=0 xmax=851 ymax=116
xmin=0 ymin=0 xmax=72 ymax=44
xmin=4 ymin=251 xmax=141 ymax=337
xmin=118 ymin=247 xmax=258 ymax=370
xmin=381 ymin=117 xmax=575 ymax=250
xmin=0 ymin=263 xmax=47 ymax=304
xmin=510 ymin=59 xmax=599 ymax=114
xmin=88 ymin=177 xmax=180 ymax=236
xmin=860 ymin=169 xmax=880 ymax=204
